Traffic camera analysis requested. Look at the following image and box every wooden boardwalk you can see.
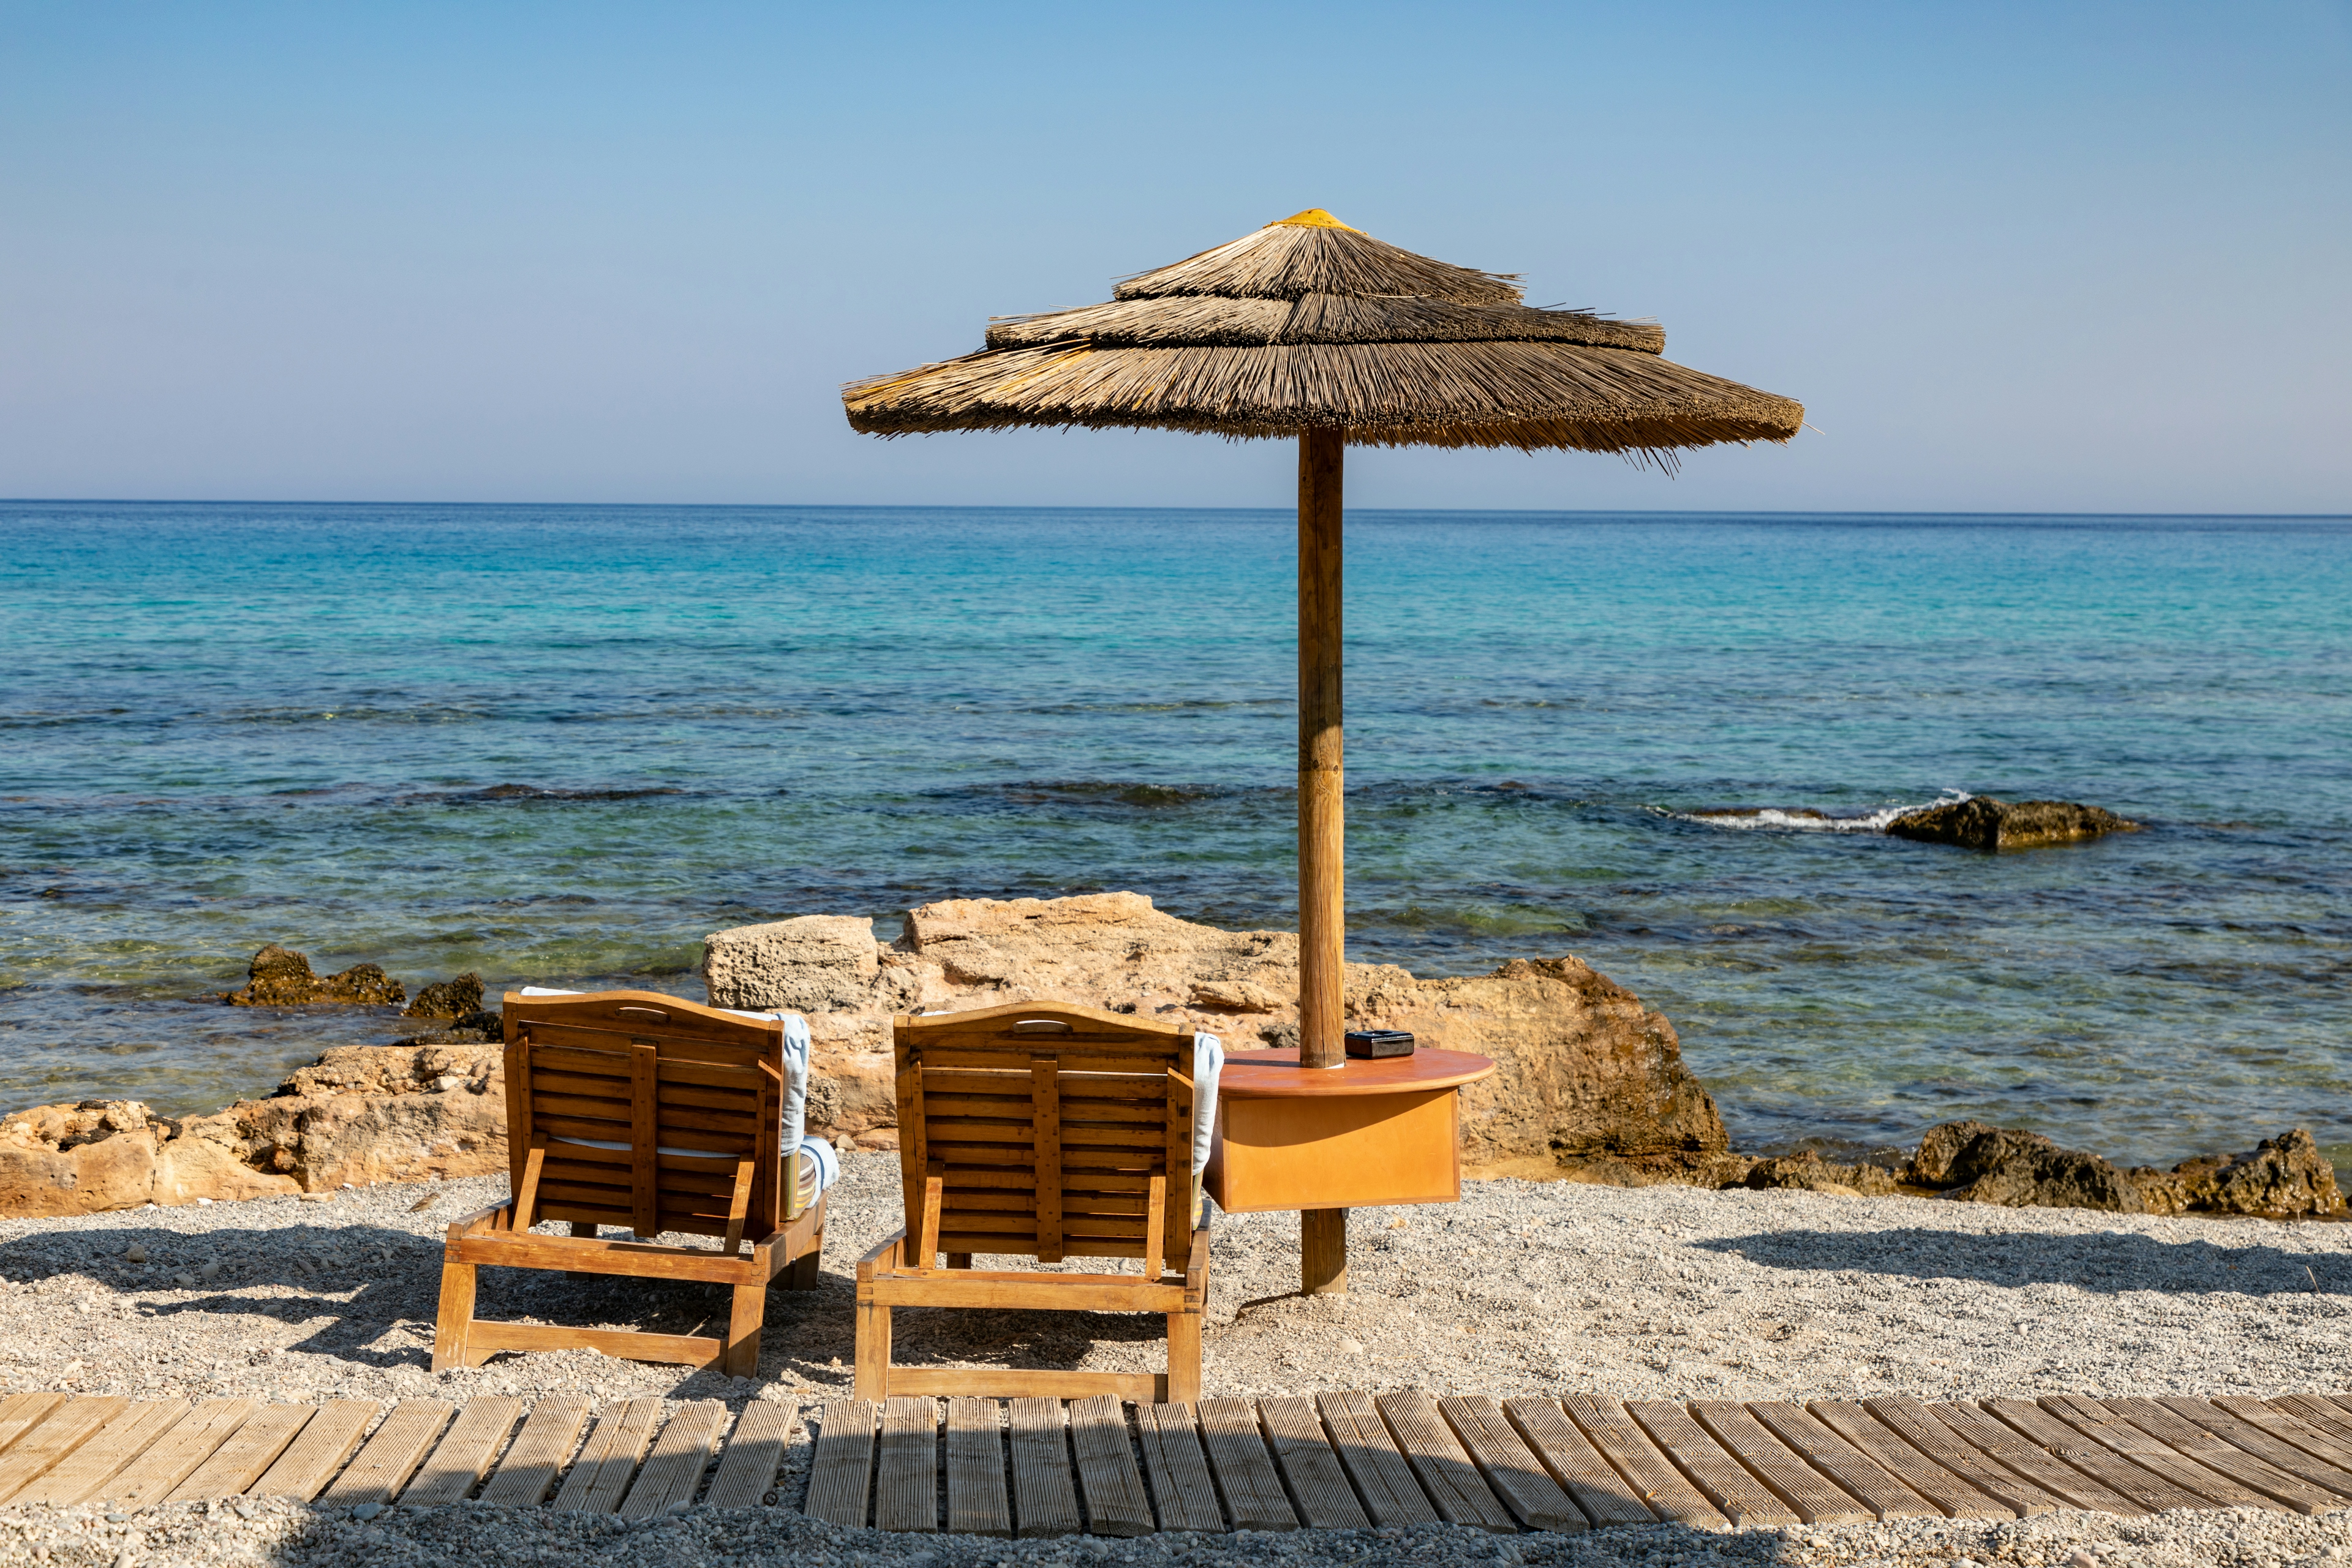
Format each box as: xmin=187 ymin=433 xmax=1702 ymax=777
xmin=0 ymin=1386 xmax=2346 ymax=1533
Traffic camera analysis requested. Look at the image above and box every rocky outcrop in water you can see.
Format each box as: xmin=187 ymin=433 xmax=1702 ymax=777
xmin=221 ymin=944 xmax=405 ymax=1007
xmin=2128 ymin=1129 xmax=2346 ymax=1218
xmin=703 ymin=892 xmax=1728 ymax=1172
xmin=401 ymin=971 xmax=484 ymax=1019
xmin=1885 ymin=797 xmax=2141 ymax=851
xmin=1903 ymin=1119 xmax=2345 ymax=1217
xmin=1908 ymin=1120 xmax=2149 ymax=1210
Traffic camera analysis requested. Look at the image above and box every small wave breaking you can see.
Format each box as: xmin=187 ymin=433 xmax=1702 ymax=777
xmin=1668 ymin=791 xmax=1970 ymax=833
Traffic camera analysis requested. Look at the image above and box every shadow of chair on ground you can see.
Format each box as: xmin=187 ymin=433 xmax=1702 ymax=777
xmin=0 ymin=1222 xmax=858 ymax=1392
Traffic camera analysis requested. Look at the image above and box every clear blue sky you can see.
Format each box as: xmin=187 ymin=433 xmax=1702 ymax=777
xmin=2 ymin=2 xmax=2346 ymax=512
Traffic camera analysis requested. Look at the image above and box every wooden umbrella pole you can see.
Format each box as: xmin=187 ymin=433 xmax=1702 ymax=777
xmin=1297 ymin=426 xmax=1347 ymax=1070
xmin=1297 ymin=426 xmax=1348 ymax=1294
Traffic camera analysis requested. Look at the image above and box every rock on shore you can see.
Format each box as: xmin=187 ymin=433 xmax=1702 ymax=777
xmin=1885 ymin=795 xmax=2141 ymax=850
xmin=0 ymin=1044 xmax=503 ymax=1217
xmin=703 ymin=891 xmax=1729 ymax=1174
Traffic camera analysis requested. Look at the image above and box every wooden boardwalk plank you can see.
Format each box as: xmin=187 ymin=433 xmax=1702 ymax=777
xmin=1558 ymin=1395 xmax=1724 ymax=1530
xmin=803 ymin=1400 xmax=878 ymax=1528
xmin=0 ymin=1396 xmax=129 ymax=1502
xmin=1507 ymin=1397 xmax=1659 ymax=1528
xmin=703 ymin=1401 xmax=794 ymax=1511
xmin=1007 ymin=1397 xmax=1081 ymax=1538
xmin=1136 ymin=1403 xmax=1227 ymax=1532
xmin=873 ymin=1396 xmax=938 ymax=1532
xmin=1069 ymin=1395 xmax=1153 ymax=1538
xmin=944 ymin=1397 xmax=1012 ymax=1537
xmin=1808 ymin=1400 xmax=2013 ymax=1520
xmin=1858 ymin=1398 xmax=2059 ymax=1518
xmin=1980 ymin=1399 xmax=2213 ymax=1515
xmin=1318 ymin=1391 xmax=1439 ymax=1527
xmin=2095 ymin=1396 xmax=2335 ymax=1513
xmin=474 ymin=1397 xmax=590 ymax=1509
xmin=620 ymin=1401 xmax=725 ymax=1520
xmin=2184 ymin=1398 xmax=2352 ymax=1494
xmin=1627 ymin=1399 xmax=1798 ymax=1527
xmin=94 ymin=1398 xmax=249 ymax=1512
xmin=2217 ymin=1396 xmax=2352 ymax=1475
xmin=401 ymin=1398 xmax=524 ymax=1507
xmin=1440 ymin=1396 xmax=1585 ymax=1532
xmin=1196 ymin=1397 xmax=1298 ymax=1532
xmin=2037 ymin=1396 xmax=2285 ymax=1513
xmin=321 ymin=1400 xmax=454 ymax=1507
xmin=246 ymin=1401 xmax=377 ymax=1503
xmin=1259 ymin=1396 xmax=1366 ymax=1531
xmin=550 ymin=1400 xmax=660 ymax=1514
xmin=2271 ymin=1395 xmax=2352 ymax=1452
xmin=1926 ymin=1401 xmax=2147 ymax=1517
xmin=160 ymin=1405 xmax=312 ymax=1505
xmin=14 ymin=1403 xmax=187 ymax=1507
xmin=1746 ymin=1401 xmax=1939 ymax=1520
xmin=1377 ymin=1391 xmax=1517 ymax=1532
xmin=1687 ymin=1401 xmax=1869 ymax=1525
xmin=0 ymin=1393 xmax=69 ymax=1461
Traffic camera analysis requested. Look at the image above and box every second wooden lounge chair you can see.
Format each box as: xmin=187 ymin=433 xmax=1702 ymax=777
xmin=432 ymin=989 xmax=829 ymax=1376
xmin=854 ymin=1001 xmax=1216 ymax=1403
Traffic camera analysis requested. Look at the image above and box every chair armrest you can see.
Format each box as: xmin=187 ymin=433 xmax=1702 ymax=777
xmin=856 ymin=1227 xmax=906 ymax=1282
xmin=446 ymin=1200 xmax=510 ymax=1242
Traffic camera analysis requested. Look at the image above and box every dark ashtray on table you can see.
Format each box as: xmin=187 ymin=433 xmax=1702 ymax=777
xmin=1343 ymin=1030 xmax=1415 ymax=1059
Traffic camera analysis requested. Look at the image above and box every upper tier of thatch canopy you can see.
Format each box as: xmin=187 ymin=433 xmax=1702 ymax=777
xmin=842 ymin=210 xmax=1803 ymax=458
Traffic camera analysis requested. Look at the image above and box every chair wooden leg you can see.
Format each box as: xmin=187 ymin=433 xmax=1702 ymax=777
xmin=944 ymin=1253 xmax=971 ymax=1270
xmin=785 ymin=1248 xmax=821 ymax=1291
xmin=723 ymin=1282 xmax=764 ymax=1378
xmin=570 ymin=1221 xmax=597 ymax=1237
xmin=854 ymin=1297 xmax=891 ymax=1400
xmin=1167 ymin=1306 xmax=1202 ymax=1405
xmin=431 ymin=1257 xmax=477 ymax=1373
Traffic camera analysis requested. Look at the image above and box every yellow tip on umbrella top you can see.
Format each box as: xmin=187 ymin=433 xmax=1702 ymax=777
xmin=1271 ymin=208 xmax=1359 ymax=231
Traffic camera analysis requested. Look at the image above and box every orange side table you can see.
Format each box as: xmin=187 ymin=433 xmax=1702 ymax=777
xmin=1203 ymin=1047 xmax=1498 ymax=1214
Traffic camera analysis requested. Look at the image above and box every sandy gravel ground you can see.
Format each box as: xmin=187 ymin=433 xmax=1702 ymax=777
xmin=0 ymin=1153 xmax=2347 ymax=1566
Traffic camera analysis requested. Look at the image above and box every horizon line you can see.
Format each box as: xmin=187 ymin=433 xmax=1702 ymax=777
xmin=2 ymin=498 xmax=2347 ymax=522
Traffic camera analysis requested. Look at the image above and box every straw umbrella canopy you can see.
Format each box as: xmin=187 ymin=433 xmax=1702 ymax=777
xmin=845 ymin=210 xmax=1801 ymax=1281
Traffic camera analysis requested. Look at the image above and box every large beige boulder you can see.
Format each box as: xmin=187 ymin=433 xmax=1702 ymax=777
xmin=704 ymin=891 xmax=1727 ymax=1172
xmin=702 ymin=915 xmax=883 ymax=1014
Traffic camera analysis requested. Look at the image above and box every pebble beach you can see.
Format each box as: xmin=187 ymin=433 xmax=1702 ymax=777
xmin=2 ymin=1158 xmax=2348 ymax=1566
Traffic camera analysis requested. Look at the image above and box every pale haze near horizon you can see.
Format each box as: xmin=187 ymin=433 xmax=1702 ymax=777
xmin=2 ymin=2 xmax=2346 ymax=514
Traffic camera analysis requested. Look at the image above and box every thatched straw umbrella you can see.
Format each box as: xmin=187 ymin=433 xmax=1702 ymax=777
xmin=845 ymin=210 xmax=1801 ymax=1286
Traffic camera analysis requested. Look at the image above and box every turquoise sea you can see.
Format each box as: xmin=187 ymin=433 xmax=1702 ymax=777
xmin=2 ymin=502 xmax=2346 ymax=1178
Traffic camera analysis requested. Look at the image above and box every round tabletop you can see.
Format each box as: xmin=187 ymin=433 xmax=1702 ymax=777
xmin=1216 ymin=1047 xmax=1496 ymax=1099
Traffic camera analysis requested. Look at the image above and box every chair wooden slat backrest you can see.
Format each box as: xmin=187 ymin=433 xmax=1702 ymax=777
xmin=894 ymin=1001 xmax=1196 ymax=1276
xmin=505 ymin=991 xmax=797 ymax=1246
xmin=857 ymin=1000 xmax=1210 ymax=1402
xmin=433 ymin=989 xmax=826 ymax=1379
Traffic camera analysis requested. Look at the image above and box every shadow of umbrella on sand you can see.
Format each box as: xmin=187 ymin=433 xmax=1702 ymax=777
xmin=843 ymin=209 xmax=1804 ymax=1288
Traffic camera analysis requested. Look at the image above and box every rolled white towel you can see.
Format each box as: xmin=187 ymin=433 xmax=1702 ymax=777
xmin=1191 ymin=1031 xmax=1224 ymax=1230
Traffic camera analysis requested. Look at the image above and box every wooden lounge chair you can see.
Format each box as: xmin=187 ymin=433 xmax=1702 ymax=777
xmin=854 ymin=1001 xmax=1212 ymax=1402
xmin=432 ymin=989 xmax=827 ymax=1376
